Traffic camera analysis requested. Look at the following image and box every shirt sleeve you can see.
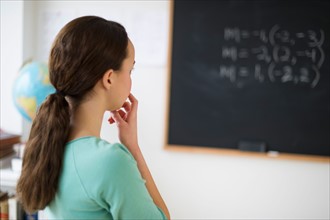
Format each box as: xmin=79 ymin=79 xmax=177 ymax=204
xmin=93 ymin=143 xmax=167 ymax=219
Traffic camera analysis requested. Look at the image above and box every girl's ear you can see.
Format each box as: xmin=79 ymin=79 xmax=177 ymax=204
xmin=102 ymin=69 xmax=114 ymax=90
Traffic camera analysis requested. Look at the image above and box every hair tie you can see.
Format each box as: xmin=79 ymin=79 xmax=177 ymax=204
xmin=55 ymin=90 xmax=66 ymax=97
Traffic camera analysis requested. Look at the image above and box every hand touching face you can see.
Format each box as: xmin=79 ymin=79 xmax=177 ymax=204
xmin=108 ymin=93 xmax=139 ymax=151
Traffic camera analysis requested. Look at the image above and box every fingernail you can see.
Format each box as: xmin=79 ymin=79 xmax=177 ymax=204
xmin=108 ymin=117 xmax=115 ymax=124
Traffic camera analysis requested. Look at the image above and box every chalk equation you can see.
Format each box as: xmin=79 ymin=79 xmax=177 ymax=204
xmin=219 ymin=25 xmax=326 ymax=88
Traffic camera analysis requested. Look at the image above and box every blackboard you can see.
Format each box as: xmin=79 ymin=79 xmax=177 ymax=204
xmin=166 ymin=0 xmax=330 ymax=159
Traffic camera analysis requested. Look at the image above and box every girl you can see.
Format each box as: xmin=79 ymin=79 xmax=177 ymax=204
xmin=16 ymin=16 xmax=170 ymax=219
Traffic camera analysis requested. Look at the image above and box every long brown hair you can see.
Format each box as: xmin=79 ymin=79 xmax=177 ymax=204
xmin=16 ymin=16 xmax=128 ymax=213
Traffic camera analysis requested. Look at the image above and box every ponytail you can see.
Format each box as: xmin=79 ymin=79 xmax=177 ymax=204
xmin=16 ymin=15 xmax=129 ymax=214
xmin=17 ymin=93 xmax=70 ymax=213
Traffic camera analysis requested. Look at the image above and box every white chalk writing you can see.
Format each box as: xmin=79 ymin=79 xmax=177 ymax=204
xmin=220 ymin=25 xmax=325 ymax=88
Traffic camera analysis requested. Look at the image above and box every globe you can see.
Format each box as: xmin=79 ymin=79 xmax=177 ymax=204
xmin=12 ymin=61 xmax=55 ymax=122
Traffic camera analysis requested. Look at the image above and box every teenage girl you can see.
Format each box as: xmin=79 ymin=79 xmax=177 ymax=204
xmin=16 ymin=16 xmax=170 ymax=219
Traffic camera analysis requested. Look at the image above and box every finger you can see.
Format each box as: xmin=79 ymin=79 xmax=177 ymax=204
xmin=128 ymin=93 xmax=137 ymax=104
xmin=126 ymin=94 xmax=138 ymax=122
xmin=110 ymin=110 xmax=125 ymax=124
xmin=128 ymin=93 xmax=138 ymax=113
xmin=118 ymin=109 xmax=127 ymax=121
xmin=122 ymin=101 xmax=131 ymax=113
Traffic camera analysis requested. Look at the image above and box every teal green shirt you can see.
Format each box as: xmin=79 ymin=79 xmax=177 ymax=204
xmin=45 ymin=136 xmax=166 ymax=219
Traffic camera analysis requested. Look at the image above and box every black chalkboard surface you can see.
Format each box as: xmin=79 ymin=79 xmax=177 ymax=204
xmin=166 ymin=0 xmax=330 ymax=158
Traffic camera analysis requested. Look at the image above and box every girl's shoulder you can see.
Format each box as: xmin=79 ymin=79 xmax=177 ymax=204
xmin=66 ymin=136 xmax=135 ymax=168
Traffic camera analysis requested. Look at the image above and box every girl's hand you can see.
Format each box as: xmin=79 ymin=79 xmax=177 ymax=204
xmin=108 ymin=93 xmax=139 ymax=152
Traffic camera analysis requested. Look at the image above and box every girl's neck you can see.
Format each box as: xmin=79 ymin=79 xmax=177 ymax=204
xmin=68 ymin=98 xmax=105 ymax=142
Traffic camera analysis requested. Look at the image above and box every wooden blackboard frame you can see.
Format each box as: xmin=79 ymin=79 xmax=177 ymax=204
xmin=164 ymin=0 xmax=329 ymax=163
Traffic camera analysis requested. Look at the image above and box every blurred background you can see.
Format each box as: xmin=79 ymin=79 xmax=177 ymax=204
xmin=1 ymin=1 xmax=329 ymax=219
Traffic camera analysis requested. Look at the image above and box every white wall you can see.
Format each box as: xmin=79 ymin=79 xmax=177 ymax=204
xmin=2 ymin=1 xmax=329 ymax=219
xmin=0 ymin=1 xmax=23 ymax=134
